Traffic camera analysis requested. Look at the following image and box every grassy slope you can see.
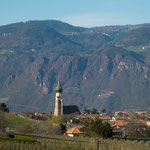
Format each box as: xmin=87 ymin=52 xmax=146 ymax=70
xmin=125 ymin=46 xmax=150 ymax=53
xmin=3 ymin=112 xmax=38 ymax=129
xmin=1 ymin=112 xmax=150 ymax=150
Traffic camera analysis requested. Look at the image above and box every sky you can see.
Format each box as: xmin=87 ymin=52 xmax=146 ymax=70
xmin=0 ymin=0 xmax=150 ymax=27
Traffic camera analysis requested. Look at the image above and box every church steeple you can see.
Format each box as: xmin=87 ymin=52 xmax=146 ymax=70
xmin=55 ymin=80 xmax=63 ymax=93
xmin=54 ymin=80 xmax=63 ymax=116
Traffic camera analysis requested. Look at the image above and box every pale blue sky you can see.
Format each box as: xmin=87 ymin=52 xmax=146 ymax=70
xmin=0 ymin=0 xmax=150 ymax=27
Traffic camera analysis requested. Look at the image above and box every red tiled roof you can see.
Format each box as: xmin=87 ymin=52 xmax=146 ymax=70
xmin=113 ymin=120 xmax=127 ymax=127
xmin=66 ymin=126 xmax=83 ymax=134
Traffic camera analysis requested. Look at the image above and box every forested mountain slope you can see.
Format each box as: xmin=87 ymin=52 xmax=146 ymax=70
xmin=0 ymin=20 xmax=150 ymax=112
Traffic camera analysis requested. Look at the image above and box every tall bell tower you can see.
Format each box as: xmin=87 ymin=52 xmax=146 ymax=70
xmin=54 ymin=80 xmax=63 ymax=116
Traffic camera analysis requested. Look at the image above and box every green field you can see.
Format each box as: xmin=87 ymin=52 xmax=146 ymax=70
xmin=125 ymin=46 xmax=149 ymax=53
xmin=2 ymin=112 xmax=39 ymax=134
xmin=115 ymin=45 xmax=150 ymax=53
xmin=0 ymin=49 xmax=14 ymax=55
xmin=3 ymin=113 xmax=37 ymax=130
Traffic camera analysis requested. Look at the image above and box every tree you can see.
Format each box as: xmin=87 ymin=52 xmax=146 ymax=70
xmin=100 ymin=122 xmax=112 ymax=138
xmin=0 ymin=103 xmax=9 ymax=112
xmin=60 ymin=123 xmax=66 ymax=134
xmin=48 ymin=116 xmax=61 ymax=125
xmin=82 ymin=117 xmax=112 ymax=138
xmin=125 ymin=120 xmax=150 ymax=138
xmin=91 ymin=108 xmax=98 ymax=114
xmin=102 ymin=109 xmax=106 ymax=113
xmin=48 ymin=116 xmax=66 ymax=134
xmin=84 ymin=108 xmax=98 ymax=114
xmin=84 ymin=109 xmax=91 ymax=114
xmin=0 ymin=112 xmax=7 ymax=132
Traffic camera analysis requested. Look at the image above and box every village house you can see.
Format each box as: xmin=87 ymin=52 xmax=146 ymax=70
xmin=64 ymin=126 xmax=84 ymax=137
xmin=115 ymin=111 xmax=129 ymax=117
xmin=135 ymin=111 xmax=147 ymax=116
xmin=112 ymin=120 xmax=128 ymax=135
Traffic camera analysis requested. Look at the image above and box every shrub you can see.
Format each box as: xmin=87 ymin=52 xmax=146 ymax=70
xmin=14 ymin=135 xmax=35 ymax=142
xmin=15 ymin=123 xmax=37 ymax=133
xmin=82 ymin=117 xmax=112 ymax=138
xmin=35 ymin=122 xmax=62 ymax=135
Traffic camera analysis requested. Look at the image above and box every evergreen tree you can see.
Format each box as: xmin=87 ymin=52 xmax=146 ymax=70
xmin=82 ymin=117 xmax=112 ymax=138
xmin=0 ymin=103 xmax=9 ymax=112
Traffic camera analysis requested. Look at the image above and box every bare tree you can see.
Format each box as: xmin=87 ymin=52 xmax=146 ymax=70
xmin=125 ymin=120 xmax=150 ymax=138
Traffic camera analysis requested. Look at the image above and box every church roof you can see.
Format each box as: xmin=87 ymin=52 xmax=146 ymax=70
xmin=63 ymin=105 xmax=80 ymax=115
xmin=55 ymin=80 xmax=63 ymax=93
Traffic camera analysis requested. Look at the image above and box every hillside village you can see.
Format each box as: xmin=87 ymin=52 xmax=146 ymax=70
xmin=2 ymin=80 xmax=149 ymax=138
xmin=9 ymin=109 xmax=150 ymax=137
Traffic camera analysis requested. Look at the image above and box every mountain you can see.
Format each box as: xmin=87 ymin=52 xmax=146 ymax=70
xmin=0 ymin=20 xmax=150 ymax=113
xmin=0 ymin=21 xmax=86 ymax=55
xmin=92 ymin=23 xmax=150 ymax=52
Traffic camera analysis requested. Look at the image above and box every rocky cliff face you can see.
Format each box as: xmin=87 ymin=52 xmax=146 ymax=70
xmin=0 ymin=21 xmax=150 ymax=113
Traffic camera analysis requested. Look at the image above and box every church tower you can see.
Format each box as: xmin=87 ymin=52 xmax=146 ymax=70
xmin=54 ymin=80 xmax=63 ymax=116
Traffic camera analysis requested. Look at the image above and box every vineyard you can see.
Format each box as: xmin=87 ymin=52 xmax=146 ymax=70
xmin=1 ymin=112 xmax=150 ymax=149
xmin=0 ymin=135 xmax=150 ymax=150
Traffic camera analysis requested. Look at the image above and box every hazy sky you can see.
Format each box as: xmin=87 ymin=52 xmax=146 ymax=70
xmin=0 ymin=0 xmax=150 ymax=27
